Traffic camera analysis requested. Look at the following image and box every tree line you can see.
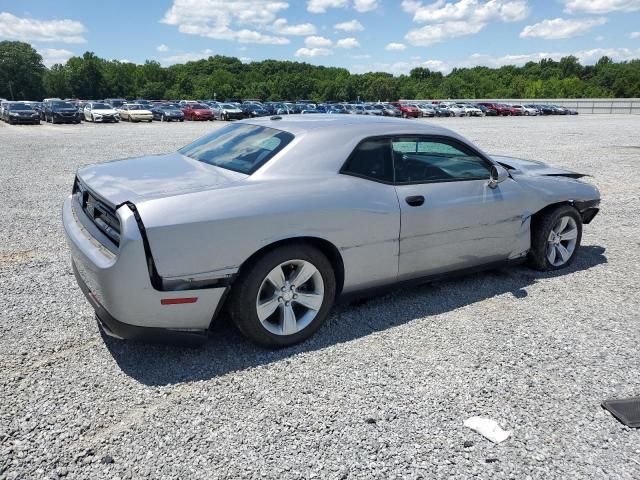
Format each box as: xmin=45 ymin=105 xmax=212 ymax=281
xmin=1 ymin=41 xmax=639 ymax=102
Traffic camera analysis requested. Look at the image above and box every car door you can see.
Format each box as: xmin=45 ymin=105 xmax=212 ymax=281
xmin=392 ymin=136 xmax=529 ymax=280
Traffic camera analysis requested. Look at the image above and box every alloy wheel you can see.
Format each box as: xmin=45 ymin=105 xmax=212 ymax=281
xmin=256 ymin=259 xmax=324 ymax=336
xmin=547 ymin=216 xmax=578 ymax=267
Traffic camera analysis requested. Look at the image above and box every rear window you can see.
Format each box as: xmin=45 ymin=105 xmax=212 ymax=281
xmin=178 ymin=123 xmax=294 ymax=175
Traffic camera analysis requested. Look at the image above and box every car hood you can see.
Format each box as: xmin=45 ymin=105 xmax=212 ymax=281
xmin=223 ymin=108 xmax=242 ymax=112
xmin=76 ymin=152 xmax=248 ymax=206
xmin=129 ymin=109 xmax=152 ymax=114
xmin=92 ymin=109 xmax=118 ymax=115
xmin=492 ymin=155 xmax=586 ymax=179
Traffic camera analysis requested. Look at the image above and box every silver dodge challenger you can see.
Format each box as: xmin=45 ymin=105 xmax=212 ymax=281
xmin=63 ymin=115 xmax=600 ymax=347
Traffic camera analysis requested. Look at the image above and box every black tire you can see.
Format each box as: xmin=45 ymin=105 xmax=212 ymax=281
xmin=527 ymin=205 xmax=583 ymax=271
xmin=227 ymin=244 xmax=336 ymax=348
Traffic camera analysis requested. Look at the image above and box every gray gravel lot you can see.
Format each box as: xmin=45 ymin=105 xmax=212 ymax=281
xmin=1 ymin=115 xmax=639 ymax=479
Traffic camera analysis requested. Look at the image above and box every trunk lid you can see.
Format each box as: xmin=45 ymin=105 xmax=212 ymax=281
xmin=77 ymin=152 xmax=248 ymax=206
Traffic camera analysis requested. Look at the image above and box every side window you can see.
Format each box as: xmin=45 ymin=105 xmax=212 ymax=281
xmin=342 ymin=138 xmax=393 ymax=182
xmin=392 ymin=138 xmax=490 ymax=184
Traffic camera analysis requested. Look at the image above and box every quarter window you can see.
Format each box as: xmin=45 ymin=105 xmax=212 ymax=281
xmin=342 ymin=138 xmax=394 ymax=182
xmin=392 ymin=138 xmax=490 ymax=184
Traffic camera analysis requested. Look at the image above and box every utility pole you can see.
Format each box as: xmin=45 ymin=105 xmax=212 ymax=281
xmin=8 ymin=81 xmax=14 ymax=100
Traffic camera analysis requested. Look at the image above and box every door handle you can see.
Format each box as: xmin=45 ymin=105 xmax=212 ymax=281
xmin=405 ymin=195 xmax=425 ymax=207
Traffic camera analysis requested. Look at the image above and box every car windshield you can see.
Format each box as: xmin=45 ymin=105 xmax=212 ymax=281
xmin=92 ymin=103 xmax=111 ymax=109
xmin=222 ymin=104 xmax=236 ymax=109
xmin=179 ymin=123 xmax=295 ymax=175
xmin=52 ymin=101 xmax=74 ymax=108
xmin=9 ymin=103 xmax=31 ymax=110
xmin=163 ymin=104 xmax=181 ymax=109
xmin=191 ymin=104 xmax=207 ymax=109
xmin=127 ymin=105 xmax=145 ymax=110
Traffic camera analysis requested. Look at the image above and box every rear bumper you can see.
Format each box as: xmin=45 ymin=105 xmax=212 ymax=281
xmin=63 ymin=196 xmax=227 ymax=339
xmin=73 ymin=262 xmax=207 ymax=344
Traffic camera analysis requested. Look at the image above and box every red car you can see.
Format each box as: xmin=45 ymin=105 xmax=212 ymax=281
xmin=479 ymin=103 xmax=513 ymax=116
xmin=390 ymin=102 xmax=421 ymax=118
xmin=181 ymin=103 xmax=214 ymax=121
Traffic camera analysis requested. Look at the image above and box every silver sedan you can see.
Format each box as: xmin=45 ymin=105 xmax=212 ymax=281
xmin=63 ymin=115 xmax=600 ymax=347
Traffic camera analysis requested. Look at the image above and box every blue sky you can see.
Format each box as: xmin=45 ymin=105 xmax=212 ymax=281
xmin=1 ymin=0 xmax=639 ymax=74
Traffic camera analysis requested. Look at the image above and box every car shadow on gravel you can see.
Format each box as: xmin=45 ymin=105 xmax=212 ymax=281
xmin=104 ymin=245 xmax=607 ymax=386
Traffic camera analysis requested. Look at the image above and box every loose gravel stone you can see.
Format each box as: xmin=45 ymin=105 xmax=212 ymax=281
xmin=0 ymin=116 xmax=639 ymax=479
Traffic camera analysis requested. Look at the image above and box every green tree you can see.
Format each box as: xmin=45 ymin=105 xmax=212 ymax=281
xmin=0 ymin=41 xmax=45 ymax=99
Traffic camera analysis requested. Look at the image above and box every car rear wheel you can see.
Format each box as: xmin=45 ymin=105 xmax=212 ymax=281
xmin=228 ymin=244 xmax=336 ymax=348
xmin=528 ymin=205 xmax=582 ymax=271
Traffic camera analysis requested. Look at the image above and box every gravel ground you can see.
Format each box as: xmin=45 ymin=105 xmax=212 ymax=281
xmin=1 ymin=115 xmax=639 ymax=479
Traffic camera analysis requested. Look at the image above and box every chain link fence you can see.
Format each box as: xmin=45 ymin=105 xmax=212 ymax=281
xmin=401 ymin=99 xmax=640 ymax=114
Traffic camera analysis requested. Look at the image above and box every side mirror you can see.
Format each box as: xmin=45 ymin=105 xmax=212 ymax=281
xmin=488 ymin=164 xmax=509 ymax=188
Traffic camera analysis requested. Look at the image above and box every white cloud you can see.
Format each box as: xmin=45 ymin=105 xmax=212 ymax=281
xmin=459 ymin=48 xmax=640 ymax=67
xmin=162 ymin=0 xmax=290 ymax=44
xmin=352 ymin=53 xmax=371 ymax=59
xmin=562 ymin=0 xmax=640 ymax=14
xmin=336 ymin=37 xmax=360 ymax=48
xmin=385 ymin=42 xmax=407 ymax=51
xmin=406 ymin=20 xmax=485 ymax=46
xmin=520 ymin=17 xmax=607 ymax=39
xmin=38 ymin=48 xmax=74 ymax=67
xmin=351 ymin=47 xmax=640 ymax=75
xmin=629 ymin=31 xmax=640 ymax=38
xmin=271 ymin=18 xmax=317 ymax=35
xmin=403 ymin=0 xmax=528 ymax=46
xmin=295 ymin=47 xmax=332 ymax=57
xmin=160 ymin=48 xmax=215 ymax=65
xmin=157 ymin=44 xmax=170 ymax=52
xmin=408 ymin=0 xmax=529 ymax=24
xmin=307 ymin=0 xmax=348 ymax=13
xmin=354 ymin=0 xmax=378 ymax=12
xmin=305 ymin=35 xmax=333 ymax=47
xmin=0 ymin=12 xmax=86 ymax=43
xmin=334 ymin=19 xmax=364 ymax=31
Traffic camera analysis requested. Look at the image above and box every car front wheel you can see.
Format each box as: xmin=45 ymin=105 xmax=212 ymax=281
xmin=228 ymin=244 xmax=336 ymax=347
xmin=528 ymin=205 xmax=583 ymax=271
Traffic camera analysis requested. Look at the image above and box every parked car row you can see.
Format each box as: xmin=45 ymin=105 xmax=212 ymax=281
xmin=1 ymin=97 xmax=579 ymax=126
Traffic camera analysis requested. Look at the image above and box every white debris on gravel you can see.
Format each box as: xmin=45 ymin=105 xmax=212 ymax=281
xmin=464 ymin=417 xmax=511 ymax=443
xmin=1 ymin=115 xmax=639 ymax=479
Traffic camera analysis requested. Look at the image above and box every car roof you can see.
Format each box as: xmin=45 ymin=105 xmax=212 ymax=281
xmin=240 ymin=114 xmax=457 ymax=138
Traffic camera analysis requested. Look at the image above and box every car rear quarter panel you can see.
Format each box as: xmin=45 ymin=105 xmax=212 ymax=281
xmin=137 ymin=175 xmax=401 ymax=293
